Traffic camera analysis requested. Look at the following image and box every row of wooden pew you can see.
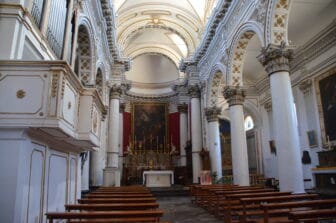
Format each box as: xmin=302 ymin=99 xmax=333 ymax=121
xmin=189 ymin=184 xmax=336 ymax=223
xmin=46 ymin=185 xmax=170 ymax=223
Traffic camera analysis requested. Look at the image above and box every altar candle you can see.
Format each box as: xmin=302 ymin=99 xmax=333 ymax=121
xmin=157 ymin=137 xmax=159 ymax=150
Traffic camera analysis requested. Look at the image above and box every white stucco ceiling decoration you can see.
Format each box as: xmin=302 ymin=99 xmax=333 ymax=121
xmin=113 ymin=0 xmax=218 ymax=94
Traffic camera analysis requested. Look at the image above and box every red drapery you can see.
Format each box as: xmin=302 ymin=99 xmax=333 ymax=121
xmin=123 ymin=112 xmax=131 ymax=153
xmin=169 ymin=112 xmax=180 ymax=153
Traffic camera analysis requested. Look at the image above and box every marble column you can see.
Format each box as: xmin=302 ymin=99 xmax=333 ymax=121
xmin=188 ymin=85 xmax=202 ymax=183
xmin=205 ymin=106 xmax=223 ymax=179
xmin=258 ymin=43 xmax=304 ymax=193
xmin=223 ymin=87 xmax=250 ymax=186
xmin=178 ymin=103 xmax=188 ymax=166
xmin=103 ymin=85 xmax=122 ymax=186
xmin=118 ymin=103 xmax=125 ymax=183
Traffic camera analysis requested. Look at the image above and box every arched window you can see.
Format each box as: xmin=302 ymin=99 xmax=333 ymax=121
xmin=244 ymin=115 xmax=254 ymax=131
xmin=75 ymin=25 xmax=92 ymax=85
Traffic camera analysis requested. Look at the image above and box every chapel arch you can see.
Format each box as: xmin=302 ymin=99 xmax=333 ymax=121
xmin=74 ymin=25 xmax=93 ymax=85
xmin=227 ymin=22 xmax=265 ymax=87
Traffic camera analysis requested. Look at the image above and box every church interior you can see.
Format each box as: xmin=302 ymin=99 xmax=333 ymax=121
xmin=1 ymin=0 xmax=336 ymax=222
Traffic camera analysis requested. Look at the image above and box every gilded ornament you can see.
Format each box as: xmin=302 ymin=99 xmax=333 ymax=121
xmin=16 ymin=89 xmax=26 ymax=99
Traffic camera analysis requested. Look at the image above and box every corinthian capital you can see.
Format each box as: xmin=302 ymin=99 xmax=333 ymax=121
xmin=188 ymin=84 xmax=200 ymax=98
xmin=205 ymin=107 xmax=221 ymax=122
xmin=109 ymin=84 xmax=122 ymax=99
xmin=258 ymin=41 xmax=294 ymax=76
xmin=222 ymin=86 xmax=246 ymax=106
xmin=177 ymin=103 xmax=188 ymax=113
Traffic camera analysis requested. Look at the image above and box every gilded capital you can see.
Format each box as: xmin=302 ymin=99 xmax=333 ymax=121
xmin=258 ymin=42 xmax=294 ymax=76
xmin=205 ymin=107 xmax=221 ymax=122
xmin=109 ymin=84 xmax=122 ymax=99
xmin=222 ymin=86 xmax=246 ymax=106
xmin=188 ymin=85 xmax=201 ymax=98
xmin=177 ymin=103 xmax=188 ymax=113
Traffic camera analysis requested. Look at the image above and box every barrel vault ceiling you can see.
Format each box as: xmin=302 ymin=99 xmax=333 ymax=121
xmin=114 ymin=0 xmax=217 ymax=94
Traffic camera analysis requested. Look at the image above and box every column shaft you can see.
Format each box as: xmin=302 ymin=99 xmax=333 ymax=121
xmin=270 ymin=72 xmax=304 ymax=192
xmin=191 ymin=97 xmax=202 ymax=183
xmin=229 ymin=105 xmax=249 ymax=186
xmin=258 ymin=43 xmax=304 ymax=193
xmin=180 ymin=112 xmax=188 ymax=166
xmin=208 ymin=121 xmax=222 ymax=178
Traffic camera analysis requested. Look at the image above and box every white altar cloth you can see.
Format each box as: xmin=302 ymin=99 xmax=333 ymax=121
xmin=143 ymin=170 xmax=174 ymax=187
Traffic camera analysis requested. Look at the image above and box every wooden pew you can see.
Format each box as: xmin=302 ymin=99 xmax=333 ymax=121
xmin=236 ymin=193 xmax=319 ymax=223
xmin=289 ymin=209 xmax=336 ymax=223
xmin=78 ymin=197 xmax=157 ymax=204
xmin=45 ymin=209 xmax=164 ymax=223
xmin=261 ymin=198 xmax=336 ymax=223
xmin=218 ymin=191 xmax=293 ymax=222
xmin=85 ymin=193 xmax=154 ymax=198
xmin=65 ymin=202 xmax=159 ymax=211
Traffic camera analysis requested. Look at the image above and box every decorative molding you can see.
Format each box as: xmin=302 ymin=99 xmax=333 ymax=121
xmin=258 ymin=41 xmax=294 ymax=75
xmin=222 ymin=86 xmax=246 ymax=106
xmin=177 ymin=103 xmax=188 ymax=113
xmin=205 ymin=106 xmax=221 ymax=122
xmin=291 ymin=20 xmax=336 ymax=73
xmin=263 ymin=101 xmax=272 ymax=112
xmin=51 ymin=73 xmax=58 ymax=97
xmin=299 ymin=79 xmax=312 ymax=96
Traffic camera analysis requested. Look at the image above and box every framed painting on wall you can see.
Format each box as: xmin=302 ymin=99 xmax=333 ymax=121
xmin=315 ymin=68 xmax=336 ymax=145
xmin=132 ymin=103 xmax=167 ymax=151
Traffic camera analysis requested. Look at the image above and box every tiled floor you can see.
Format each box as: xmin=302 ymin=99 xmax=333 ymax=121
xmin=157 ymin=196 xmax=223 ymax=223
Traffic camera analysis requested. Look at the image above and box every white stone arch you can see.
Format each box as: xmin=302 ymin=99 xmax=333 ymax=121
xmin=227 ymin=21 xmax=265 ymax=86
xmin=76 ymin=16 xmax=96 ymax=85
xmin=265 ymin=0 xmax=292 ymax=45
xmin=206 ymin=62 xmax=226 ymax=107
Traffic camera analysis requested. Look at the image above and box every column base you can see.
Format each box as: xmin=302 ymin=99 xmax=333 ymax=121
xmin=103 ymin=168 xmax=120 ymax=187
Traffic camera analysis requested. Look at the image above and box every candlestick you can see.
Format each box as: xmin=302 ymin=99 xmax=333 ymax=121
xmin=156 ymin=136 xmax=159 ymax=152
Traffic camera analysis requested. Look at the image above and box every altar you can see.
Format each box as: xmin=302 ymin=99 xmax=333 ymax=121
xmin=143 ymin=170 xmax=174 ymax=187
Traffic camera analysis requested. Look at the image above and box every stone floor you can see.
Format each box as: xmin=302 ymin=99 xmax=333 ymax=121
xmin=157 ymin=196 xmax=222 ymax=223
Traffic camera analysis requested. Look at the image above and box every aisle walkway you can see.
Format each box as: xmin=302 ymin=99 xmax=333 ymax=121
xmin=157 ymin=196 xmax=222 ymax=223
